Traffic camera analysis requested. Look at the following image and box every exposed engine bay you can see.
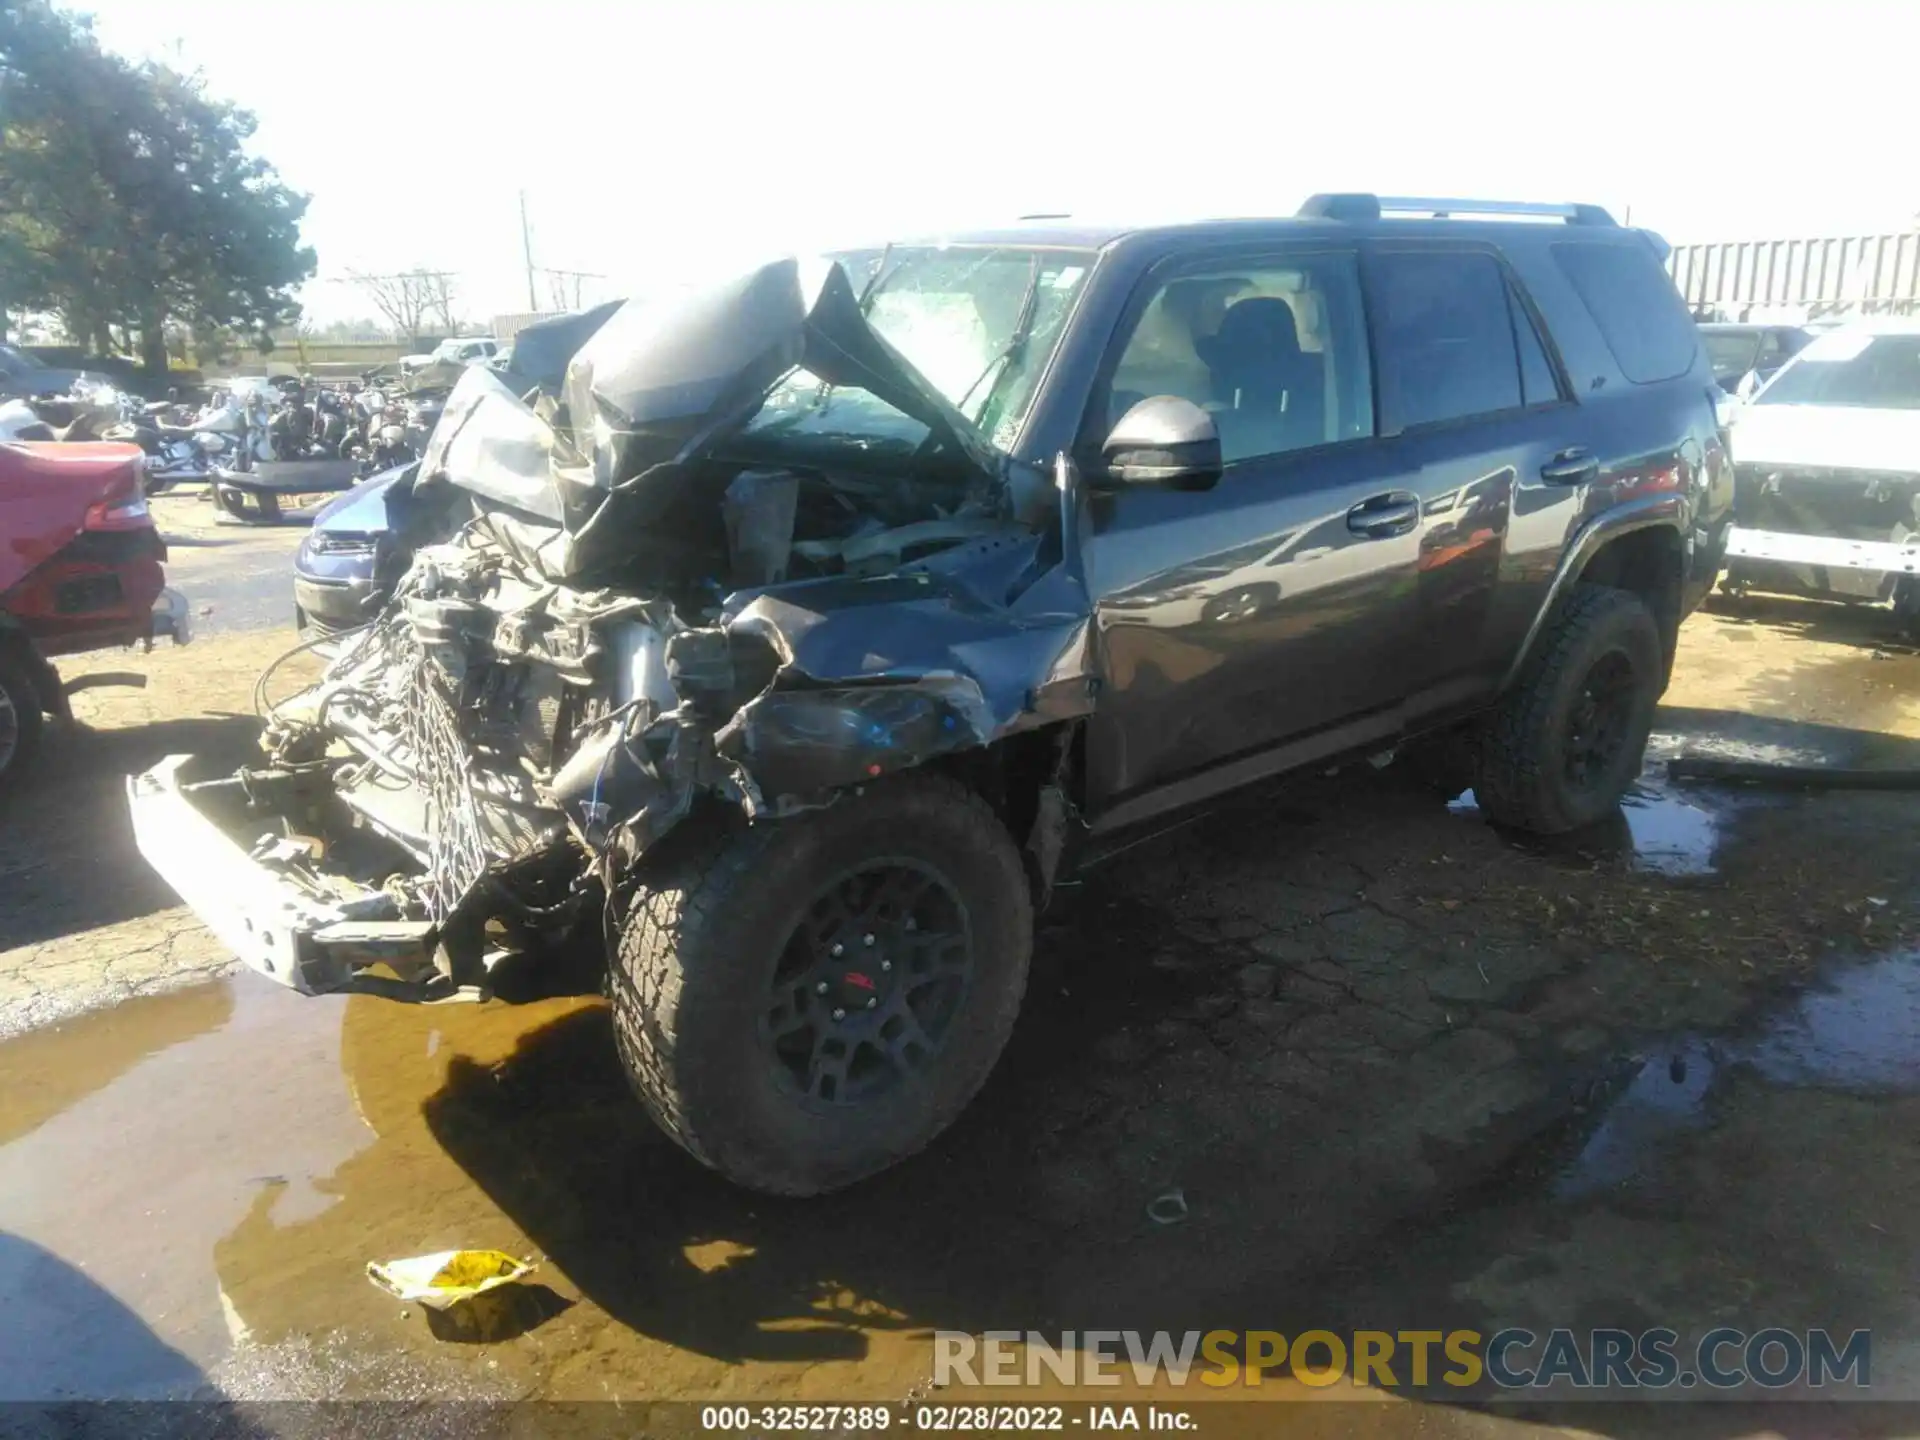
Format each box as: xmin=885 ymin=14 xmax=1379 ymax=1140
xmin=129 ymin=256 xmax=1096 ymax=997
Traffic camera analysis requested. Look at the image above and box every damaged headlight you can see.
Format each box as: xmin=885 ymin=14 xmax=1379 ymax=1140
xmin=722 ymin=687 xmax=970 ymax=796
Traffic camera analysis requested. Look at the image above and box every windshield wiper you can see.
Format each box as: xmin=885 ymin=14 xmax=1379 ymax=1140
xmin=955 ymin=255 xmax=1043 ymax=422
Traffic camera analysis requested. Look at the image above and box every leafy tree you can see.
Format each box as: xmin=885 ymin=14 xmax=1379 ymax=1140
xmin=0 ymin=0 xmax=315 ymax=368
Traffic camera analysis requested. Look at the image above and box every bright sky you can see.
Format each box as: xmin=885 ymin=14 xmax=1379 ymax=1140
xmin=77 ymin=0 xmax=1916 ymax=327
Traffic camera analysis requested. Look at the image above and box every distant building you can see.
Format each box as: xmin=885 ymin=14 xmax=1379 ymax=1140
xmin=490 ymin=311 xmax=564 ymax=341
xmin=1669 ymin=229 xmax=1920 ymax=321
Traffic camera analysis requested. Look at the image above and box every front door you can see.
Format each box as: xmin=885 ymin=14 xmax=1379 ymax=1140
xmin=1076 ymin=246 xmax=1424 ymax=822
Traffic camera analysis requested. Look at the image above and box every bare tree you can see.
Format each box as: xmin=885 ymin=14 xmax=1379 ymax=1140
xmin=420 ymin=271 xmax=460 ymax=335
xmin=348 ymin=268 xmax=454 ymax=343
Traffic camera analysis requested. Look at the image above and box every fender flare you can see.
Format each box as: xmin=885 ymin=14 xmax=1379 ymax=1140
xmin=1500 ymin=493 xmax=1686 ymax=693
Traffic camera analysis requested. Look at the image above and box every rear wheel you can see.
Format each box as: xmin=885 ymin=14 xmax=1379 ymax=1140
xmin=0 ymin=652 xmax=46 ymax=797
xmin=610 ymin=776 xmax=1033 ymax=1195
xmin=1474 ymin=583 xmax=1664 ymax=834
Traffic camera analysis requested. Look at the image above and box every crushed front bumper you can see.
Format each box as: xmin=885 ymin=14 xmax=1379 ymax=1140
xmin=127 ymin=755 xmax=434 ymax=996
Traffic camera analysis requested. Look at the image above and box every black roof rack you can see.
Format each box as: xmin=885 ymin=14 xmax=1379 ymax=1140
xmin=1298 ymin=194 xmax=1616 ymax=227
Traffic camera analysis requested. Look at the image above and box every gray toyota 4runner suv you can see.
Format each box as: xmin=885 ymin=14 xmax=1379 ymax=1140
xmin=130 ymin=194 xmax=1731 ymax=1195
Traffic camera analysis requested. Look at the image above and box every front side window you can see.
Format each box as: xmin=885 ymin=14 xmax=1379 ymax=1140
xmin=1369 ymin=249 xmax=1524 ymax=431
xmin=1095 ymin=251 xmax=1374 ymax=466
xmin=1755 ymin=332 xmax=1920 ymax=410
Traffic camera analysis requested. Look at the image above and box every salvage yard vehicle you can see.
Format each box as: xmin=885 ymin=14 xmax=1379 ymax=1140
xmin=1 ymin=441 xmax=190 ymax=791
xmin=129 ymin=195 xmax=1730 ymax=1194
xmin=1699 ymin=321 xmax=1814 ymax=397
xmin=1722 ymin=319 xmax=1920 ymax=633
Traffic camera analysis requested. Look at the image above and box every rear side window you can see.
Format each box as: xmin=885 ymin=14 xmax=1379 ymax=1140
xmin=1552 ymin=241 xmax=1698 ymax=384
xmin=1510 ymin=284 xmax=1562 ymax=407
xmin=1367 ymin=250 xmax=1523 ymax=432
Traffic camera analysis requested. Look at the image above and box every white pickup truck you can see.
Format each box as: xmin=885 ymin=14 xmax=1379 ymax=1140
xmin=398 ymin=336 xmax=501 ymax=374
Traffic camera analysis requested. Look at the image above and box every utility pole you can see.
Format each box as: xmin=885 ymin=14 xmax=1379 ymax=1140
xmin=519 ymin=190 xmax=538 ymax=311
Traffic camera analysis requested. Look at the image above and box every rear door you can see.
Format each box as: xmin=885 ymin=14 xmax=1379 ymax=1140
xmin=1358 ymin=243 xmax=1593 ymax=717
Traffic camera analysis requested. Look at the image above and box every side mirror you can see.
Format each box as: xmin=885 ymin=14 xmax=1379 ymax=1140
xmin=1735 ymin=368 xmax=1762 ymax=401
xmin=1098 ymin=396 xmax=1223 ymax=489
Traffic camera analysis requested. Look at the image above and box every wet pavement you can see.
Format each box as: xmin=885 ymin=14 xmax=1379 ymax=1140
xmin=153 ymin=468 xmax=346 ymax=639
xmin=1 ymin=718 xmax=1917 ymax=1430
xmin=3 ymin=603 xmax=1920 ymax=1432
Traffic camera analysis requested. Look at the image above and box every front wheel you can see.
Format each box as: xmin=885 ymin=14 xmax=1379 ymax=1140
xmin=1473 ymin=583 xmax=1664 ymax=834
xmin=610 ymin=776 xmax=1033 ymax=1195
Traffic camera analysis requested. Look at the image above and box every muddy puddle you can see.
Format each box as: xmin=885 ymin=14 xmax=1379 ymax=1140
xmin=1555 ymin=947 xmax=1920 ymax=1198
xmin=1446 ymin=732 xmax=1772 ymax=880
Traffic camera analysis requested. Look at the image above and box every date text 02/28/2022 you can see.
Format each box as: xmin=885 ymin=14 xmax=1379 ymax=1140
xmin=699 ymin=1404 xmax=1194 ymax=1431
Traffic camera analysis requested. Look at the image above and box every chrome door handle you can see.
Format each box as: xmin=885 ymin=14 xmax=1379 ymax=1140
xmin=1347 ymin=492 xmax=1420 ymax=538
xmin=1541 ymin=448 xmax=1599 ymax=485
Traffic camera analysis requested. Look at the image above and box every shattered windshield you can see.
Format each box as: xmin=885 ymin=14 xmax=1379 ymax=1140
xmin=1756 ymin=332 xmax=1920 ymax=410
xmin=742 ymin=245 xmax=1094 ymax=456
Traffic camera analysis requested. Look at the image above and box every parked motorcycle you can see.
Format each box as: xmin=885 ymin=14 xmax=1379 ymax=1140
xmin=9 ymin=381 xmax=126 ymax=443
xmin=311 ymin=387 xmax=351 ymax=457
xmin=101 ymin=382 xmax=267 ymax=490
xmin=268 ymin=377 xmax=317 ymax=460
xmin=0 ymin=396 xmax=56 ymax=441
xmin=345 ymin=384 xmax=415 ymax=478
xmin=153 ymin=379 xmax=274 ymax=478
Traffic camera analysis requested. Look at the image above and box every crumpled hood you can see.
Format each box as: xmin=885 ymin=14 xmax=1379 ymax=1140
xmin=1735 ymin=404 xmax=1920 ymax=473
xmin=564 ymin=256 xmax=1004 ymax=502
xmin=417 ymin=256 xmax=1010 ymax=582
xmin=503 ymin=301 xmax=622 ymax=398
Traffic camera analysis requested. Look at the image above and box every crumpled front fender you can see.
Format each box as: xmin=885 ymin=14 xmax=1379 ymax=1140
xmin=549 ymin=564 xmax=1099 ymax=854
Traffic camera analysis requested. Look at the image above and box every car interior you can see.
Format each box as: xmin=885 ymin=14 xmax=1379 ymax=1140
xmin=1106 ymin=270 xmax=1351 ymax=462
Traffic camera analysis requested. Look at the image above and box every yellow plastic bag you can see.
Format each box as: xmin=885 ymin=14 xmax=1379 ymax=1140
xmin=365 ymin=1250 xmax=536 ymax=1311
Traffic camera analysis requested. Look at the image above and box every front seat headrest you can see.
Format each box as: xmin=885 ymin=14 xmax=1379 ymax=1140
xmin=1195 ymin=298 xmax=1303 ymax=373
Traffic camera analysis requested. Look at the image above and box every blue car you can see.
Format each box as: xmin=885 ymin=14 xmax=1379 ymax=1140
xmin=292 ymin=463 xmax=416 ymax=635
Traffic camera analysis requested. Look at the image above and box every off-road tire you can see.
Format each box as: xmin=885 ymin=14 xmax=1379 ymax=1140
xmin=0 ymin=651 xmax=46 ymax=797
xmin=610 ymin=775 xmax=1033 ymax=1195
xmin=1474 ymin=583 xmax=1664 ymax=835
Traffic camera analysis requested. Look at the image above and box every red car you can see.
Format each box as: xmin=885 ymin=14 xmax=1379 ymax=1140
xmin=0 ymin=441 xmax=189 ymax=790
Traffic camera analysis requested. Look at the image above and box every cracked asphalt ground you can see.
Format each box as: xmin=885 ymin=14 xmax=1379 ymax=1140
xmin=2 ymin=583 xmax=1919 ymax=1433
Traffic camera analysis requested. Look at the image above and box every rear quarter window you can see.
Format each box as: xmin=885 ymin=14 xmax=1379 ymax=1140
xmin=1551 ymin=241 xmax=1699 ymax=384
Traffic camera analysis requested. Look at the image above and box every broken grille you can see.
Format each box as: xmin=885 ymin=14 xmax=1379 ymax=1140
xmin=403 ymin=653 xmax=491 ymax=923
